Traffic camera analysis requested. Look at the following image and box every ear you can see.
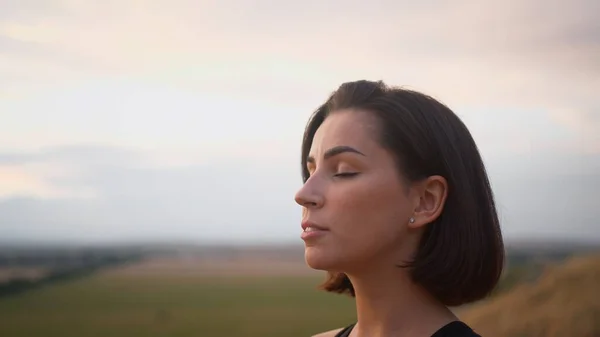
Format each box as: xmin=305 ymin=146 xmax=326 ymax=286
xmin=408 ymin=175 xmax=448 ymax=229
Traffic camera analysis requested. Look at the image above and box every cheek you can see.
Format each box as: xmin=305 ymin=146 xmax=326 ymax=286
xmin=333 ymin=178 xmax=409 ymax=240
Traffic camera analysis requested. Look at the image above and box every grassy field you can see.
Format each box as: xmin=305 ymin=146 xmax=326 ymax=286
xmin=2 ymin=245 xmax=598 ymax=337
xmin=0 ymin=265 xmax=356 ymax=337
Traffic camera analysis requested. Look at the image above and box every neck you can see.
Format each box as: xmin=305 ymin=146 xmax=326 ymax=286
xmin=347 ymin=267 xmax=456 ymax=337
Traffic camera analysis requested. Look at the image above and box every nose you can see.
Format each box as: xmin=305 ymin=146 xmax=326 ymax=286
xmin=294 ymin=178 xmax=324 ymax=209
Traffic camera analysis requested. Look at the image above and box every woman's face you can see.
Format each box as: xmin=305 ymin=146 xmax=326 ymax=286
xmin=295 ymin=110 xmax=419 ymax=273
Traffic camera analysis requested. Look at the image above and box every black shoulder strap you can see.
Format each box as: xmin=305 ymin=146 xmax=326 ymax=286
xmin=335 ymin=323 xmax=355 ymax=337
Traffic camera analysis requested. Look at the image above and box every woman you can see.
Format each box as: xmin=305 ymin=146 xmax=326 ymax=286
xmin=295 ymin=80 xmax=504 ymax=337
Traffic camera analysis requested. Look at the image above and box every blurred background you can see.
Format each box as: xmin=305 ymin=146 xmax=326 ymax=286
xmin=0 ymin=0 xmax=599 ymax=336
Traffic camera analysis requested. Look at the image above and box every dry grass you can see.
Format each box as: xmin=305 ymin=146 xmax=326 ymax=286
xmin=101 ymin=254 xmax=320 ymax=278
xmin=0 ymin=267 xmax=48 ymax=283
xmin=460 ymin=253 xmax=600 ymax=337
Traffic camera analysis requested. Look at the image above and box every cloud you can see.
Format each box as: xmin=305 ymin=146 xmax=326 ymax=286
xmin=0 ymin=145 xmax=141 ymax=199
xmin=0 ymin=144 xmax=143 ymax=165
xmin=1 ymin=0 xmax=596 ymax=153
xmin=0 ymin=143 xmax=299 ymax=199
xmin=0 ymin=1 xmax=598 ymax=242
xmin=0 ymin=0 xmax=68 ymax=21
xmin=0 ymin=144 xmax=302 ymax=243
xmin=0 ymin=166 xmax=61 ymax=198
xmin=0 ymin=144 xmax=599 ymax=243
xmin=2 ymin=0 xmax=598 ymax=83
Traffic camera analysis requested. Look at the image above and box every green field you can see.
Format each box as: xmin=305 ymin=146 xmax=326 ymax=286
xmin=0 ymin=272 xmax=356 ymax=337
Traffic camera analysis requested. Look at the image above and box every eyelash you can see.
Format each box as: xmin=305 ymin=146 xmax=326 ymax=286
xmin=334 ymin=172 xmax=359 ymax=178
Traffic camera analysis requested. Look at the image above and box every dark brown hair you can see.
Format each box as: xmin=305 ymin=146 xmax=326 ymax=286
xmin=300 ymin=80 xmax=505 ymax=307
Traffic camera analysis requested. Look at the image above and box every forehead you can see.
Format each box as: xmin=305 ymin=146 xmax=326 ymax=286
xmin=310 ymin=110 xmax=379 ymax=156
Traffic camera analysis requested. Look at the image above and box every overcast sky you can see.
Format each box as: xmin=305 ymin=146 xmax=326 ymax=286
xmin=0 ymin=0 xmax=598 ymax=244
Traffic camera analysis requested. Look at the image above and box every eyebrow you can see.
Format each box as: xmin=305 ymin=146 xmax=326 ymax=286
xmin=306 ymin=145 xmax=366 ymax=163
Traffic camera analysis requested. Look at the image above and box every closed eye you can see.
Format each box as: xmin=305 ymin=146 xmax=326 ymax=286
xmin=334 ymin=172 xmax=359 ymax=178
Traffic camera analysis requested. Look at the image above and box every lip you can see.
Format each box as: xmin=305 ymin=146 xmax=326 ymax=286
xmin=300 ymin=221 xmax=329 ymax=241
xmin=301 ymin=221 xmax=327 ymax=231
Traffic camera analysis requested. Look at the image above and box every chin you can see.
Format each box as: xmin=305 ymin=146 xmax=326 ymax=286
xmin=304 ymin=245 xmax=341 ymax=271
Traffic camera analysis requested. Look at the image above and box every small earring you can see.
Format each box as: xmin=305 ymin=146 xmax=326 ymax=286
xmin=409 ymin=217 xmax=415 ymax=224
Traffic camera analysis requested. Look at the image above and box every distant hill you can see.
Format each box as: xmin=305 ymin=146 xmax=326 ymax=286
xmin=460 ymin=253 xmax=600 ymax=337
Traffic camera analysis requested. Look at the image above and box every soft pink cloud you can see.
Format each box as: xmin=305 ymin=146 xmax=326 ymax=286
xmin=0 ymin=0 xmax=597 ymax=154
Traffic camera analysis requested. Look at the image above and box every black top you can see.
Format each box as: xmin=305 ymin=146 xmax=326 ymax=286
xmin=334 ymin=321 xmax=481 ymax=337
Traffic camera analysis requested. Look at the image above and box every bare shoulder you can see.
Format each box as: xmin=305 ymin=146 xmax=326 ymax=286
xmin=311 ymin=327 xmax=344 ymax=337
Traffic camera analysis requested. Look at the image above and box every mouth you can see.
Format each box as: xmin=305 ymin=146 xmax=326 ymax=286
xmin=301 ymin=221 xmax=328 ymax=241
xmin=303 ymin=226 xmax=325 ymax=233
xmin=301 ymin=221 xmax=328 ymax=232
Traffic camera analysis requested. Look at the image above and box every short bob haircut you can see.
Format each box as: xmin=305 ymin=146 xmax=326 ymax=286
xmin=300 ymin=80 xmax=505 ymax=307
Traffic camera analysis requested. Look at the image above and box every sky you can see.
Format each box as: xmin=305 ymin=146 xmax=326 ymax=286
xmin=0 ymin=0 xmax=599 ymax=244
